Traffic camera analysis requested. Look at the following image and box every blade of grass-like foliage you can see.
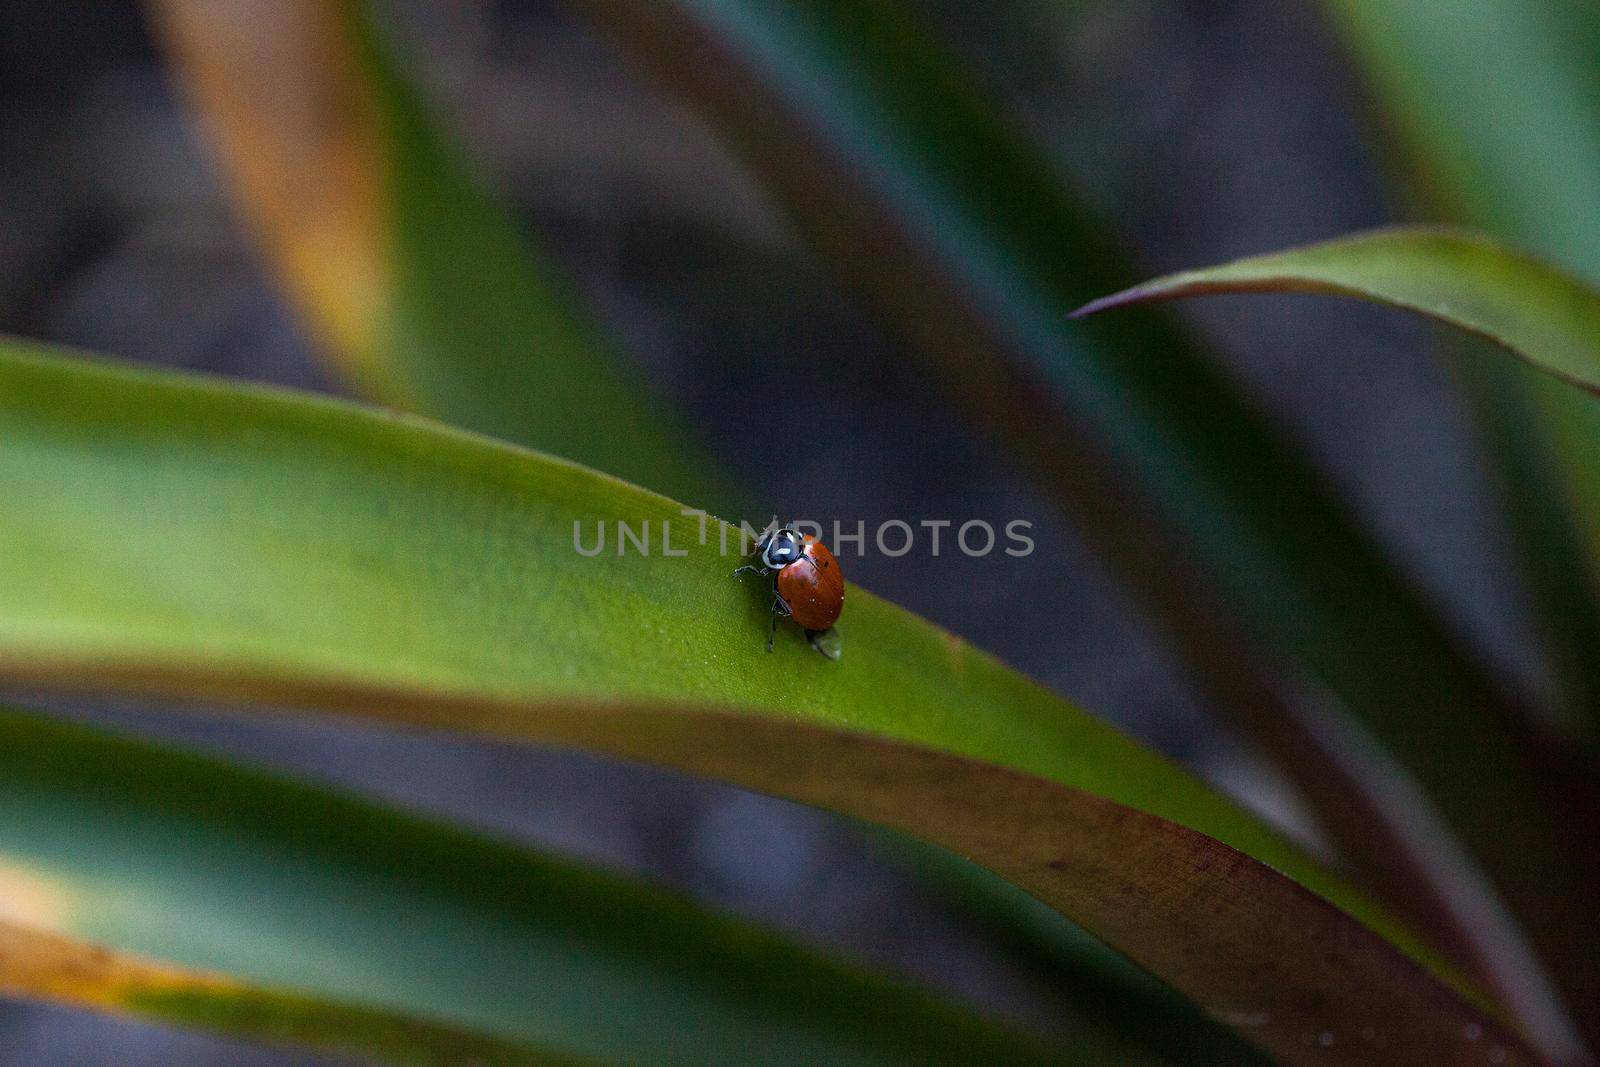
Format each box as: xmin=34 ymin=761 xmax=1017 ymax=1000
xmin=0 ymin=344 xmax=1537 ymax=1064
xmin=556 ymin=0 xmax=1593 ymax=1052
xmin=0 ymin=919 xmax=582 ymax=1065
xmin=145 ymin=0 xmax=730 ymax=510
xmin=20 ymin=689 xmax=1539 ymax=1067
xmin=1316 ymin=6 xmax=1600 ymax=1044
xmin=1319 ymin=0 xmax=1600 ymax=736
xmin=1071 ymin=227 xmax=1600 ymax=394
xmin=0 ymin=706 xmax=1092 ymax=1067
xmin=145 ymin=0 xmax=1229 ymax=1035
xmin=145 ymin=0 xmax=1106 ymax=1027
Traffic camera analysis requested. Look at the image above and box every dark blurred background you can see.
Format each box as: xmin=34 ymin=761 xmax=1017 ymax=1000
xmin=0 ymin=0 xmax=1543 ymax=1061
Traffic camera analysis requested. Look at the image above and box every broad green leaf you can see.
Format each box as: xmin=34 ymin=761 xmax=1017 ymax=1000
xmin=0 ymin=706 xmax=1086 ymax=1067
xmin=559 ymin=0 xmax=1592 ymax=1051
xmin=0 ymin=344 xmax=1534 ymax=1065
xmin=0 ymin=919 xmax=579 ymax=1066
xmin=146 ymin=0 xmax=1228 ymax=1037
xmin=1071 ymin=227 xmax=1600 ymax=396
xmin=146 ymin=0 xmax=731 ymax=510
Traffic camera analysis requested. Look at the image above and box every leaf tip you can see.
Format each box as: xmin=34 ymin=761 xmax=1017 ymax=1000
xmin=1069 ymin=287 xmax=1147 ymax=319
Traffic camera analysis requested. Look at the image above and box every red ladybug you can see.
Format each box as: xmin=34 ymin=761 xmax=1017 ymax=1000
xmin=734 ymin=524 xmax=844 ymax=657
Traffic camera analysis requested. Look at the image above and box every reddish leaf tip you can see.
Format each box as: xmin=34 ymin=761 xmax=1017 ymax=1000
xmin=1069 ymin=288 xmax=1147 ymax=319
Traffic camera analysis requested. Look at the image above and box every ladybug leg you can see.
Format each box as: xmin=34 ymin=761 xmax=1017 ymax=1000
xmin=732 ymin=563 xmax=766 ymax=580
xmin=767 ymin=593 xmax=792 ymax=652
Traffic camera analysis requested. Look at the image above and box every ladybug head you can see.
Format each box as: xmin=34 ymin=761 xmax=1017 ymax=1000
xmin=759 ymin=525 xmax=804 ymax=570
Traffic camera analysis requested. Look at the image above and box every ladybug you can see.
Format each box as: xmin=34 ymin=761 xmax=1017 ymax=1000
xmin=733 ymin=523 xmax=843 ymax=657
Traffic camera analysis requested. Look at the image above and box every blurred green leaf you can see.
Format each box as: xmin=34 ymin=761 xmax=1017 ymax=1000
xmin=0 ymin=706 xmax=1089 ymax=1067
xmin=1321 ymin=2 xmax=1600 ymax=268
xmin=561 ymin=0 xmax=1594 ymax=1049
xmin=1325 ymin=0 xmax=1600 ymax=721
xmin=147 ymin=0 xmax=732 ymax=511
xmin=1320 ymin=0 xmax=1600 ymax=734
xmin=0 ymin=917 xmax=584 ymax=1066
xmin=1320 ymin=3 xmax=1600 ymax=1044
xmin=0 ymin=343 xmax=1527 ymax=1065
xmin=1073 ymin=227 xmax=1600 ymax=395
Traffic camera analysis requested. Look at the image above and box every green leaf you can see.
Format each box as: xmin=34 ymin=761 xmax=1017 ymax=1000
xmin=1318 ymin=0 xmax=1600 ymax=731
xmin=147 ymin=0 xmax=733 ymax=511
xmin=1320 ymin=1 xmax=1600 ymax=272
xmin=1318 ymin=5 xmax=1600 ymax=1044
xmin=148 ymin=0 xmax=1236 ymax=1041
xmin=0 ymin=706 xmax=1085 ymax=1067
xmin=151 ymin=1 xmax=1102 ymax=1027
xmin=0 ymin=343 xmax=1533 ymax=1065
xmin=0 ymin=918 xmax=584 ymax=1066
xmin=1071 ymin=227 xmax=1600 ymax=396
xmin=559 ymin=0 xmax=1593 ymax=1051
xmin=1318 ymin=1 xmax=1600 ymax=737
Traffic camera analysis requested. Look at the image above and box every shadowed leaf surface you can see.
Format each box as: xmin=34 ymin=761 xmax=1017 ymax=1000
xmin=0 ymin=917 xmax=587 ymax=1065
xmin=146 ymin=0 xmax=732 ymax=511
xmin=0 ymin=707 xmax=1097 ymax=1067
xmin=0 ymin=343 xmax=1536 ymax=1065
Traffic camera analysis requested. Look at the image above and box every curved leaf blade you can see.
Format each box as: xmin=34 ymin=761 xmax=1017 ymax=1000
xmin=0 ymin=920 xmax=581 ymax=1066
xmin=12 ymin=687 xmax=1539 ymax=1067
xmin=145 ymin=1 xmax=1544 ymax=1040
xmin=0 ymin=344 xmax=1532 ymax=1063
xmin=1073 ymin=227 xmax=1600 ymax=397
xmin=557 ymin=4 xmax=1596 ymax=1045
xmin=1075 ymin=223 xmax=1600 ymax=1057
xmin=0 ymin=706 xmax=1087 ymax=1067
